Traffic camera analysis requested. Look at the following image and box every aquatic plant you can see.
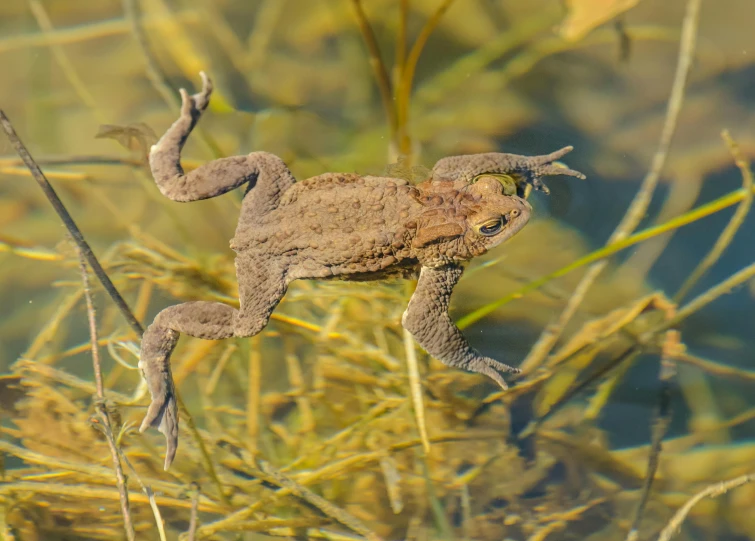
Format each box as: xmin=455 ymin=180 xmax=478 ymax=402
xmin=1 ymin=0 xmax=754 ymax=540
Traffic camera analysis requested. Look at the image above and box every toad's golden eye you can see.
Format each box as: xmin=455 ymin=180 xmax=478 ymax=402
xmin=477 ymin=217 xmax=505 ymax=237
xmin=473 ymin=174 xmax=518 ymax=196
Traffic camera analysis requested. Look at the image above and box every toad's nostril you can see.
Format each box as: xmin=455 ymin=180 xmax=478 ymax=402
xmin=510 ymin=209 xmax=520 ymax=218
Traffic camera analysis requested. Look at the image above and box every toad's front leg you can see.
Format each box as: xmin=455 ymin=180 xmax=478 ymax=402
xmin=431 ymin=146 xmax=585 ymax=196
xmin=402 ymin=265 xmax=521 ymax=389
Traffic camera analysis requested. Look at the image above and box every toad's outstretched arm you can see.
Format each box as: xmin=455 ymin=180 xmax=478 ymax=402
xmin=402 ymin=265 xmax=521 ymax=389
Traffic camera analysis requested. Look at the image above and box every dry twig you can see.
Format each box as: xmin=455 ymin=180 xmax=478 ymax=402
xmin=77 ymin=249 xmax=136 ymax=541
xmin=403 ymin=328 xmax=430 ymax=454
xmin=657 ymin=473 xmax=755 ymax=541
xmin=0 ymin=111 xmax=144 ymax=336
xmin=258 ymin=460 xmax=383 ymax=541
xmin=121 ymin=0 xmax=179 ymax=110
xmin=626 ymin=332 xmax=680 ymax=541
xmin=396 ymin=0 xmax=457 ymax=157
xmin=675 ymin=130 xmax=754 ymax=301
xmin=350 ymin=0 xmax=397 ymax=135
xmin=186 ymin=482 xmax=201 ymax=540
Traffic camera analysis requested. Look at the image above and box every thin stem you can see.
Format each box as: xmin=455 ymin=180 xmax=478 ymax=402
xmin=674 ymin=130 xmax=754 ymax=301
xmin=77 ymin=250 xmax=136 ymax=541
xmin=177 ymin=393 xmax=232 ymax=505
xmin=0 ymin=110 xmax=144 ymax=336
xmin=258 ymin=460 xmax=383 ymax=541
xmin=187 ymin=482 xmax=200 ymax=540
xmin=0 ymin=479 xmax=223 ymax=513
xmin=28 ymin=0 xmax=102 ymax=118
xmin=518 ymin=0 xmax=703 ymax=374
xmin=122 ymin=0 xmax=179 ymax=110
xmin=403 ymin=328 xmax=430 ymax=454
xmin=396 ymin=0 xmax=409 ymax=80
xmin=396 ymin=0 xmax=457 ymax=157
xmin=519 ymin=347 xmax=642 ymax=438
xmin=672 ymin=351 xmax=755 ymax=382
xmin=115 ymin=448 xmax=174 ymax=540
xmin=613 ymin=0 xmax=702 ymax=237
xmin=81 ymin=262 xmax=106 ymax=399
xmin=657 ymin=473 xmax=755 ymax=541
xmin=122 ymin=0 xmax=221 ymax=158
xmin=419 ymin=450 xmax=455 ymax=541
xmin=626 ymin=333 xmax=678 ymax=541
xmin=350 ymin=0 xmax=397 ymax=135
xmin=656 ymin=260 xmax=755 ymax=333
xmin=0 ymin=11 xmax=201 ymax=56
xmin=247 ymin=336 xmax=262 ymax=456
xmin=0 ymin=154 xmax=144 ymax=167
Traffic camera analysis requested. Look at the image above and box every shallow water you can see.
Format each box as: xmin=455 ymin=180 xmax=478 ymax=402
xmin=1 ymin=0 xmax=754 ymax=539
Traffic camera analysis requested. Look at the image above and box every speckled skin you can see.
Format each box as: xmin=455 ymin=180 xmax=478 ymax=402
xmin=138 ymin=73 xmax=586 ymax=469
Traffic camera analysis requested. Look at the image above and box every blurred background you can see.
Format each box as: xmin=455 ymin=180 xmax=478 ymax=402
xmin=0 ymin=0 xmax=754 ymax=539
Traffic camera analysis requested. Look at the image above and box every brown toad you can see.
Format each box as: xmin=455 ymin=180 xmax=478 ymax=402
xmin=139 ymin=73 xmax=585 ymax=469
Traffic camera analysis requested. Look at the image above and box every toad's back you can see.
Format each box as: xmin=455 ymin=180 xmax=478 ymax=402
xmin=231 ymin=173 xmax=421 ymax=277
xmin=139 ymin=70 xmax=586 ymax=470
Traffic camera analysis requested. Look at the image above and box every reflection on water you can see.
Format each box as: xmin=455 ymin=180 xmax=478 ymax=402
xmin=1 ymin=0 xmax=754 ymax=539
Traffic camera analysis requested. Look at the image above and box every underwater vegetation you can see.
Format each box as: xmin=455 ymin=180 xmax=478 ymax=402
xmin=0 ymin=0 xmax=754 ymax=540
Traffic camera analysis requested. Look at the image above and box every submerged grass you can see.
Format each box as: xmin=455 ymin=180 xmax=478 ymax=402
xmin=1 ymin=1 xmax=754 ymax=540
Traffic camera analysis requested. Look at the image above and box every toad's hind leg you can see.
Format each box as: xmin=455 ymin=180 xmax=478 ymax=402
xmin=139 ymin=258 xmax=287 ymax=470
xmin=138 ymin=302 xmax=234 ymax=470
xmin=149 ymin=72 xmax=295 ymax=209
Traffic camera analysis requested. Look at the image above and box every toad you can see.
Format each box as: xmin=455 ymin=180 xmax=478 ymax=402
xmin=139 ymin=73 xmax=585 ymax=469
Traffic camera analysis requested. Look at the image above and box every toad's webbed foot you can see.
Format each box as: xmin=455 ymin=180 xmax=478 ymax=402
xmin=518 ymin=146 xmax=586 ymax=195
xmin=464 ymin=356 xmax=521 ymax=390
xmin=431 ymin=145 xmax=586 ymax=196
xmin=402 ymin=265 xmax=521 ymax=390
xmin=138 ymin=323 xmax=180 ymax=470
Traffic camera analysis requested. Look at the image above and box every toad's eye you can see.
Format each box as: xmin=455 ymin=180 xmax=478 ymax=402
xmin=473 ymin=174 xmax=518 ymax=196
xmin=477 ymin=217 xmax=505 ymax=237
